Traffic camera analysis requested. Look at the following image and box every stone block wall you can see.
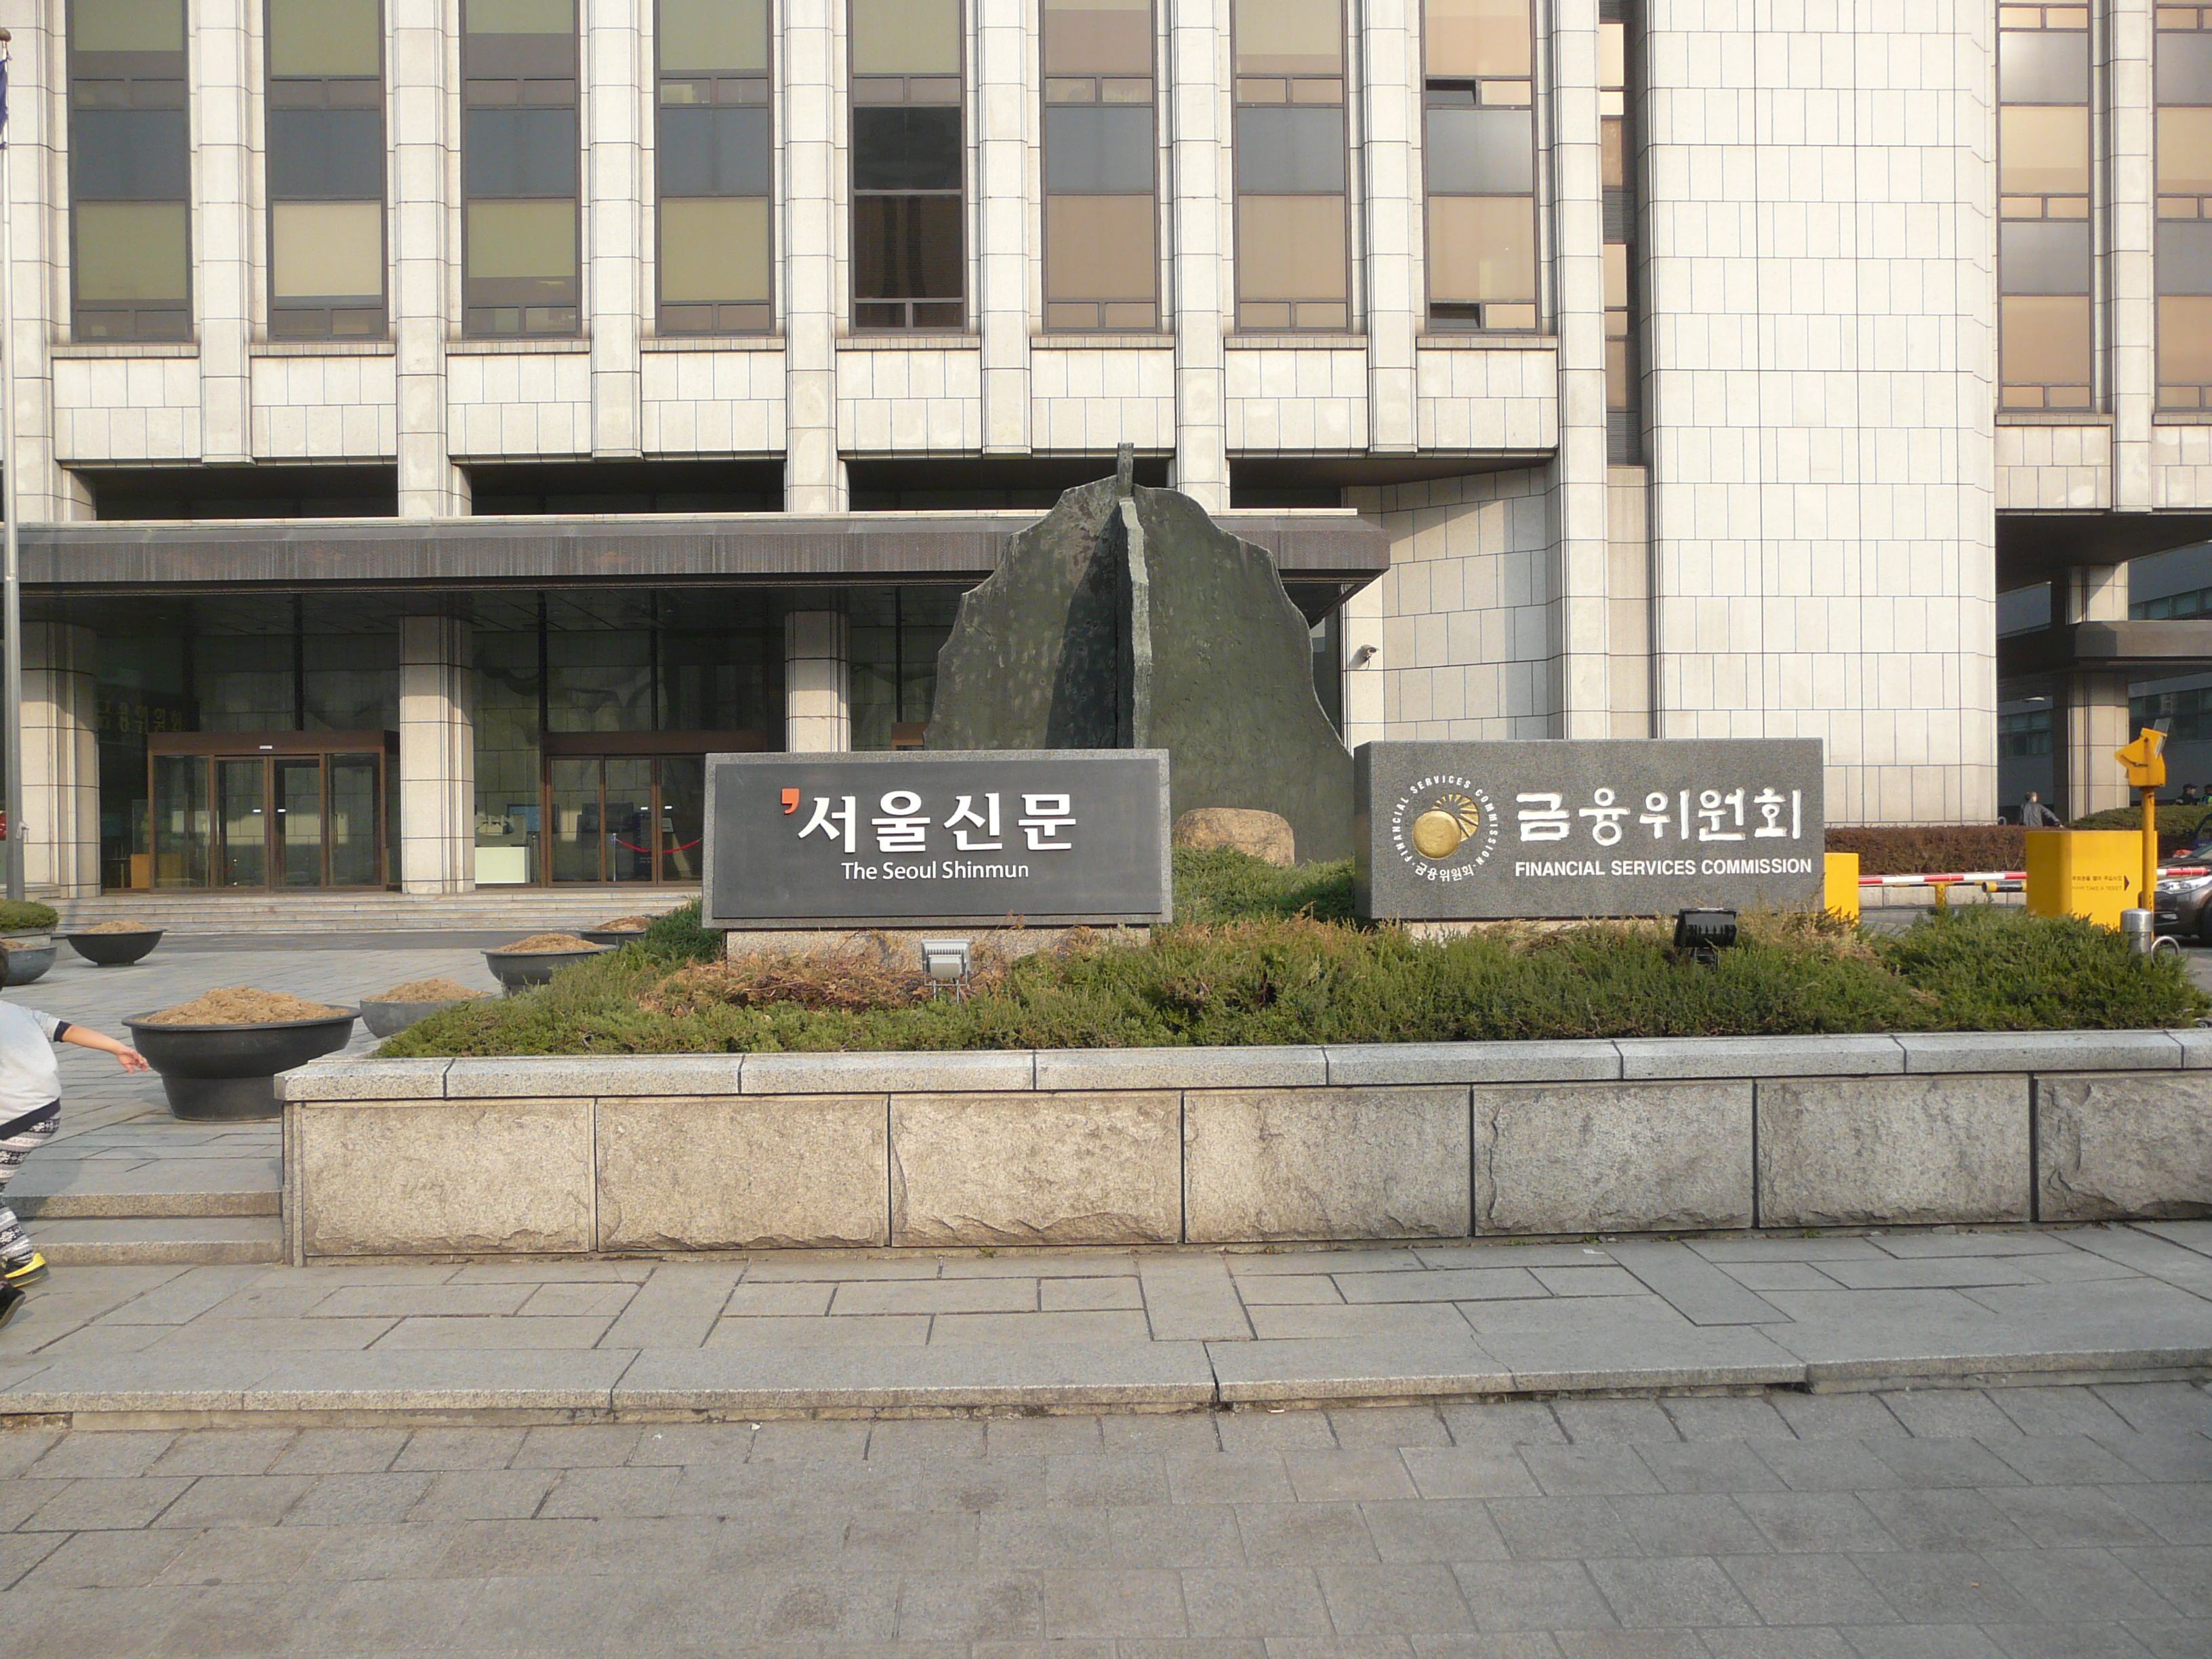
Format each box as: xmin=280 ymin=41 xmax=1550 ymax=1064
xmin=285 ymin=1033 xmax=2212 ymax=1261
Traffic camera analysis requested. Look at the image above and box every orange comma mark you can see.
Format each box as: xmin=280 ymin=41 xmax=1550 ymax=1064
xmin=781 ymin=788 xmax=800 ymax=814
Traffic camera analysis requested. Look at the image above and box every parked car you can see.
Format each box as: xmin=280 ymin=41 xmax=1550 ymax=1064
xmin=2155 ymin=837 xmax=2212 ymax=940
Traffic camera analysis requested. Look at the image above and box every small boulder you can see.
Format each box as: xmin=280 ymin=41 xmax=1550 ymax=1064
xmin=1174 ymin=808 xmax=1296 ymax=868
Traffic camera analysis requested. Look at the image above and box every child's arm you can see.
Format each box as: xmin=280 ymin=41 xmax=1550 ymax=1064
xmin=58 ymin=1025 xmax=150 ymax=1072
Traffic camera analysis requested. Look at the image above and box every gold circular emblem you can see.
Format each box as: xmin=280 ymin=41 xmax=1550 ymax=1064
xmin=1410 ymin=794 xmax=1481 ymax=860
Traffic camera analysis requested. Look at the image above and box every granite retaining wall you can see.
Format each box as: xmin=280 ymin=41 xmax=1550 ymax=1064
xmin=281 ymin=1031 xmax=2212 ymax=1261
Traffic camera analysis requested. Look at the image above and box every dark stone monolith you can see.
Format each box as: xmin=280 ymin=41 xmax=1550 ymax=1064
xmin=926 ymin=463 xmax=1354 ymax=861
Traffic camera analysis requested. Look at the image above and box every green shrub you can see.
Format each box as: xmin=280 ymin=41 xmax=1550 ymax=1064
xmin=1172 ymin=848 xmax=1355 ymax=922
xmin=638 ymin=898 xmax=722 ymax=965
xmin=1825 ymin=825 xmax=2028 ymax=876
xmin=380 ymin=903 xmax=2207 ymax=1058
xmin=2068 ymin=801 xmax=2212 ymax=853
xmin=0 ymin=901 xmax=58 ymax=933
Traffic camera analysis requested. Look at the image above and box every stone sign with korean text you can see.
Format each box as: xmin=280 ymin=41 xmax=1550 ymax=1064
xmin=703 ymin=750 xmax=1172 ymax=928
xmin=1355 ymin=739 xmax=1826 ymax=920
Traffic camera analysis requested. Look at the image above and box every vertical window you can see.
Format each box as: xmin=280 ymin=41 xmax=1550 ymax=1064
xmin=462 ymin=0 xmax=580 ymax=338
xmin=1999 ymin=4 xmax=2091 ymax=410
xmin=1421 ymin=0 xmax=1534 ymax=332
xmin=68 ymin=0 xmax=191 ymax=341
xmin=2159 ymin=7 xmax=2212 ymax=406
xmin=851 ymin=0 xmax=965 ymax=331
xmin=266 ymin=0 xmax=387 ymax=340
xmin=1234 ymin=0 xmax=1347 ymax=331
xmin=657 ymin=0 xmax=772 ymax=335
xmin=1600 ymin=1 xmax=1637 ymax=458
xmin=1042 ymin=0 xmax=1158 ymax=331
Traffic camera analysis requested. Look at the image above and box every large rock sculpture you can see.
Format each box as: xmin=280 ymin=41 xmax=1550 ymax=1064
xmin=926 ymin=451 xmax=1354 ymax=861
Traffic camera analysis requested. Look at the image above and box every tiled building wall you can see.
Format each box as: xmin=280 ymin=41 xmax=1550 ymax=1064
xmin=1640 ymin=0 xmax=1999 ymax=823
xmin=18 ymin=0 xmax=2212 ymax=824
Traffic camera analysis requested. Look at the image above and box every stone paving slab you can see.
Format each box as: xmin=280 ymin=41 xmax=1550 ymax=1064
xmin=0 ymin=1223 xmax=2194 ymax=1424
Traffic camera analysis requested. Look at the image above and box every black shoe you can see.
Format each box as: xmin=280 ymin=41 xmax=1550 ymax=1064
xmin=0 ymin=1286 xmax=24 ymax=1331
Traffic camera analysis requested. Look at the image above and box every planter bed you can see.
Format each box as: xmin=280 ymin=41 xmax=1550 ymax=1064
xmin=283 ymin=1029 xmax=2212 ymax=1261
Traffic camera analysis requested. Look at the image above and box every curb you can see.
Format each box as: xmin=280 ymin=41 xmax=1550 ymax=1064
xmin=1 ymin=1342 xmax=2203 ymax=1428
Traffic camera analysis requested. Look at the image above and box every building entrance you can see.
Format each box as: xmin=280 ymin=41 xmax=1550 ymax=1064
xmin=501 ymin=733 xmax=762 ymax=886
xmin=148 ymin=733 xmax=397 ymax=890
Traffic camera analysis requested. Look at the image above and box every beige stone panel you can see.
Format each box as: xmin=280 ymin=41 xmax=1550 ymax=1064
xmin=300 ymin=1100 xmax=592 ymax=1257
xmin=598 ymin=1095 xmax=889 ymax=1251
xmin=2038 ymin=1072 xmax=2212 ymax=1222
xmin=1758 ymin=1076 xmax=2030 ymax=1228
xmin=1475 ymin=1082 xmax=1751 ymax=1235
xmin=1183 ymin=1087 xmax=1471 ymax=1243
xmin=892 ymin=1092 xmax=1181 ymax=1247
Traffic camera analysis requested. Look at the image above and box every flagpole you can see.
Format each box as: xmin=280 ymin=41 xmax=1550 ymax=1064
xmin=0 ymin=26 xmax=22 ymax=904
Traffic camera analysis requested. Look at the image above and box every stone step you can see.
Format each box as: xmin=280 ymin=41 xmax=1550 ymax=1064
xmin=34 ymin=891 xmax=699 ymax=936
xmin=7 ymin=1158 xmax=281 ymax=1224
xmin=24 ymin=1216 xmax=285 ymax=1266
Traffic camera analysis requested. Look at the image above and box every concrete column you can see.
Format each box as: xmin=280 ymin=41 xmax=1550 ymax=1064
xmin=1338 ymin=577 xmax=1387 ymax=748
xmin=1361 ymin=0 xmax=1418 ymax=453
xmin=1166 ymin=0 xmax=1229 ymax=510
xmin=21 ymin=624 xmax=99 ymax=898
xmin=784 ymin=0 xmax=848 ymax=510
xmin=195 ymin=0 xmax=253 ymax=464
xmin=1547 ymin=0 xmax=1612 ymax=738
xmin=398 ymin=617 xmax=475 ymax=895
xmin=2110 ymin=0 xmax=2155 ymax=508
xmin=9 ymin=5 xmax=70 ymax=522
xmin=2055 ymin=565 xmax=2133 ymax=819
xmin=975 ymin=0 xmax=1031 ymax=453
xmin=784 ymin=612 xmax=851 ymax=752
xmin=587 ymin=0 xmax=645 ymax=458
xmin=391 ymin=0 xmax=469 ymax=516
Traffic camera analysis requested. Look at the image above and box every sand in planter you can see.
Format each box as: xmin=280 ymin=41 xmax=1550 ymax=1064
xmin=79 ymin=920 xmax=159 ymax=934
xmin=144 ymin=988 xmax=350 ymax=1025
xmin=496 ymin=933 xmax=605 ymax=954
xmin=595 ymin=916 xmax=653 ymax=931
xmin=367 ymin=977 xmax=489 ymax=1003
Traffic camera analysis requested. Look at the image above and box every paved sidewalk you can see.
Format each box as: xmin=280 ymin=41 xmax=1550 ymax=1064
xmin=0 ymin=1380 xmax=2205 ymax=1656
xmin=0 ymin=1223 xmax=2204 ymax=1422
xmin=5 ymin=937 xmax=495 ymax=1258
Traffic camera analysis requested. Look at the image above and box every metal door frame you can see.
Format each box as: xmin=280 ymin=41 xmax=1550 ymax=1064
xmin=148 ymin=731 xmax=398 ymax=890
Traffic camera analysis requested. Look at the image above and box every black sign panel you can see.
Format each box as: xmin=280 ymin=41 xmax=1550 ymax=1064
xmin=703 ymin=750 xmax=1173 ymax=928
xmin=1355 ymin=739 xmax=1827 ymax=920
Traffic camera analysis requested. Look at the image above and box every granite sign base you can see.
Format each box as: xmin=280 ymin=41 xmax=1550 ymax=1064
xmin=1355 ymin=739 xmax=1827 ymax=921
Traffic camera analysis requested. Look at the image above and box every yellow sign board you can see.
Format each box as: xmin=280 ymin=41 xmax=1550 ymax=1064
xmin=2024 ymin=830 xmax=2144 ymax=930
xmin=2116 ymin=729 xmax=2168 ymax=789
xmin=1823 ymin=852 xmax=1861 ymax=922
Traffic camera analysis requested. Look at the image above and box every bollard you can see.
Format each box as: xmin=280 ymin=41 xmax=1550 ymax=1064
xmin=2122 ymin=908 xmax=2156 ymax=956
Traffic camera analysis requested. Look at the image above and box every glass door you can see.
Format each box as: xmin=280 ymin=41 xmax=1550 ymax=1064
xmin=152 ymin=754 xmax=211 ymax=889
xmin=274 ymin=758 xmax=324 ymax=886
xmin=605 ymin=758 xmax=653 ymax=883
xmin=546 ymin=756 xmax=600 ymax=883
xmin=327 ymin=754 xmax=382 ymax=887
xmin=214 ymin=759 xmax=269 ymax=888
xmin=149 ymin=739 xmax=393 ymax=890
xmin=658 ymin=756 xmax=704 ymax=883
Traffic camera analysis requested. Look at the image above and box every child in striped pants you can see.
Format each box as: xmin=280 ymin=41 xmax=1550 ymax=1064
xmin=0 ymin=1002 xmax=146 ymax=1326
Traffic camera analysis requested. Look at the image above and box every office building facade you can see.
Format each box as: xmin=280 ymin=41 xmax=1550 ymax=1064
xmin=5 ymin=0 xmax=2207 ymax=897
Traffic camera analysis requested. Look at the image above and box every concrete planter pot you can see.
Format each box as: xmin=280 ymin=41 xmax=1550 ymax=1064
xmin=63 ymin=928 xmax=163 ymax=968
xmin=580 ymin=928 xmax=649 ymax=948
xmin=361 ymin=997 xmax=481 ymax=1039
xmin=0 ymin=939 xmax=56 ymax=986
xmin=483 ymin=945 xmax=607 ymax=994
xmin=124 ymin=1010 xmax=358 ymax=1121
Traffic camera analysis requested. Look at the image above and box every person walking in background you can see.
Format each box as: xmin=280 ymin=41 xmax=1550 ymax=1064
xmin=2184 ymin=785 xmax=2203 ymax=807
xmin=2020 ymin=792 xmax=2065 ymax=828
xmin=0 ymin=1004 xmax=147 ymax=1326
